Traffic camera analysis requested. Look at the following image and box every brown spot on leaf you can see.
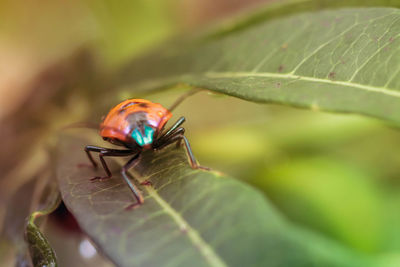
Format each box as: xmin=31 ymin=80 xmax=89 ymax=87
xmin=345 ymin=33 xmax=353 ymax=40
xmin=180 ymin=225 xmax=188 ymax=234
xmin=275 ymin=82 xmax=281 ymax=88
xmin=335 ymin=17 xmax=344 ymax=23
xmin=140 ymin=180 xmax=153 ymax=186
xmin=328 ymin=72 xmax=336 ymax=80
xmin=278 ymin=65 xmax=284 ymax=72
xmin=321 ymin=20 xmax=331 ymax=28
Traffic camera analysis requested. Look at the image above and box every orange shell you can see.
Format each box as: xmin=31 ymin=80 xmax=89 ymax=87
xmin=100 ymin=99 xmax=172 ymax=142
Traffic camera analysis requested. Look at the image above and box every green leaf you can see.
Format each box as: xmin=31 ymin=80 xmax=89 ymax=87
xmin=207 ymin=0 xmax=400 ymax=37
xmin=117 ymin=7 xmax=400 ymax=124
xmin=56 ymin=131 xmax=372 ymax=267
xmin=25 ymin=185 xmax=61 ymax=267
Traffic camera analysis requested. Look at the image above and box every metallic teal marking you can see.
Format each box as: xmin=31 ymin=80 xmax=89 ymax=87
xmin=131 ymin=125 xmax=155 ymax=146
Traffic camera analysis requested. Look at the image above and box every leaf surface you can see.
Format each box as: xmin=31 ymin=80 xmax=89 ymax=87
xmin=118 ymin=7 xmax=400 ymax=124
xmin=56 ymin=131 xmax=370 ymax=267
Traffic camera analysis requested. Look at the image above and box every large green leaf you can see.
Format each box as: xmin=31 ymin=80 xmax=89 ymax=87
xmin=56 ymin=130 xmax=371 ymax=267
xmin=117 ymin=7 xmax=400 ymax=124
xmin=206 ymin=0 xmax=400 ymax=37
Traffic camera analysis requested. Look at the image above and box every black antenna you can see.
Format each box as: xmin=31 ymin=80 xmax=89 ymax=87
xmin=168 ymin=88 xmax=202 ymax=112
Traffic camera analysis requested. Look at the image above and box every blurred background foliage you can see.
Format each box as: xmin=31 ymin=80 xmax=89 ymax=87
xmin=0 ymin=0 xmax=399 ymax=266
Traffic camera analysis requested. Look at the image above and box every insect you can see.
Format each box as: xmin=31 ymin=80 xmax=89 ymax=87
xmin=83 ymin=90 xmax=208 ymax=209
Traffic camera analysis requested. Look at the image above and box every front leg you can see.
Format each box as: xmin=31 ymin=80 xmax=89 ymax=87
xmin=157 ymin=116 xmax=185 ymax=141
xmin=90 ymin=152 xmax=112 ymax=182
xmin=154 ymin=126 xmax=185 ymax=149
xmin=120 ymin=154 xmax=144 ymax=210
xmin=84 ymin=145 xmax=102 ymax=168
xmin=83 ymin=145 xmax=137 ymax=181
xmin=154 ymin=131 xmax=210 ymax=170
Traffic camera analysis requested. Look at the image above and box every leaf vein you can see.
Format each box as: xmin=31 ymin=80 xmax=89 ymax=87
xmin=203 ymin=71 xmax=400 ymax=97
xmin=349 ymin=15 xmax=400 ymax=82
xmin=289 ymin=13 xmax=361 ymax=74
xmin=144 ymin=185 xmax=227 ymax=267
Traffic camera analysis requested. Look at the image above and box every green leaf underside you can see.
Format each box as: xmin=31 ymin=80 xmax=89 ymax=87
xmin=119 ymin=8 xmax=400 ymax=124
xmin=205 ymin=0 xmax=400 ymax=38
xmin=56 ymin=131 xmax=370 ymax=267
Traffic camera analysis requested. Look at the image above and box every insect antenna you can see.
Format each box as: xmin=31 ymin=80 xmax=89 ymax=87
xmin=168 ymin=88 xmax=202 ymax=112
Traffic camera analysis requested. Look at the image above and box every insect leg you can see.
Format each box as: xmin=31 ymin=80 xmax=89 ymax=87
xmin=156 ymin=131 xmax=210 ymax=170
xmin=83 ymin=146 xmax=137 ymax=181
xmin=160 ymin=127 xmax=185 ymax=148
xmin=158 ymin=116 xmax=186 ymax=141
xmin=93 ymin=150 xmax=138 ymax=181
xmin=155 ymin=119 xmax=186 ymax=147
xmin=84 ymin=145 xmax=103 ymax=168
xmin=90 ymin=152 xmax=113 ymax=181
xmin=120 ymin=154 xmax=144 ymax=209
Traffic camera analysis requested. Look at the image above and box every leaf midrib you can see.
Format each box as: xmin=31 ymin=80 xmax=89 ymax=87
xmin=204 ymin=71 xmax=400 ymax=97
xmin=134 ymin=71 xmax=400 ymax=98
xmin=145 ymin=185 xmax=228 ymax=267
xmin=115 ymin=158 xmax=228 ymax=267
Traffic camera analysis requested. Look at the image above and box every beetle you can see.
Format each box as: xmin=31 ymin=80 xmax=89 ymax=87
xmin=83 ymin=90 xmax=208 ymax=209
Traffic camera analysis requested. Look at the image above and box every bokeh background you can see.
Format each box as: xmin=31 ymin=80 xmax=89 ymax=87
xmin=1 ymin=0 xmax=400 ymax=266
